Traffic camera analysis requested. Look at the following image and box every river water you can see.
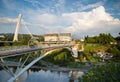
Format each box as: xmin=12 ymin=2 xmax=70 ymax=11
xmin=0 ymin=68 xmax=84 ymax=82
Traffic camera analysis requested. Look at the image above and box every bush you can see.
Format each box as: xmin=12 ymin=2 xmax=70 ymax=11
xmin=79 ymin=62 xmax=120 ymax=82
xmin=107 ymin=46 xmax=120 ymax=57
xmin=43 ymin=48 xmax=74 ymax=66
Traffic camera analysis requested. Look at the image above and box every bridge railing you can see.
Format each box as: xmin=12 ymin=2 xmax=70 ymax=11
xmin=39 ymin=44 xmax=73 ymax=49
xmin=0 ymin=43 xmax=73 ymax=51
xmin=0 ymin=45 xmax=29 ymax=52
xmin=0 ymin=43 xmax=74 ymax=57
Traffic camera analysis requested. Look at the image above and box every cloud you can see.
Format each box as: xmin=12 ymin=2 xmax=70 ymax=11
xmin=29 ymin=13 xmax=58 ymax=24
xmin=62 ymin=6 xmax=120 ymax=37
xmin=23 ymin=0 xmax=65 ymax=15
xmin=72 ymin=1 xmax=105 ymax=12
xmin=0 ymin=16 xmax=28 ymax=25
xmin=24 ymin=0 xmax=47 ymax=8
xmin=54 ymin=0 xmax=65 ymax=14
xmin=0 ymin=17 xmax=17 ymax=24
xmin=2 ymin=0 xmax=19 ymax=10
xmin=0 ymin=5 xmax=120 ymax=38
xmin=24 ymin=6 xmax=120 ymax=37
xmin=80 ymin=1 xmax=104 ymax=11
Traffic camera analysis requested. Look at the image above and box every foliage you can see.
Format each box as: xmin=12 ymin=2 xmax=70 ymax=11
xmin=43 ymin=48 xmax=74 ymax=66
xmin=83 ymin=52 xmax=98 ymax=62
xmin=4 ymin=42 xmax=11 ymax=46
xmin=4 ymin=33 xmax=14 ymax=41
xmin=0 ymin=33 xmax=44 ymax=46
xmin=82 ymin=44 xmax=109 ymax=62
xmin=79 ymin=62 xmax=120 ymax=82
xmin=12 ymin=41 xmax=21 ymax=46
xmin=115 ymin=36 xmax=120 ymax=42
xmin=85 ymin=33 xmax=116 ymax=44
xmin=84 ymin=43 xmax=109 ymax=52
xmin=107 ymin=46 xmax=120 ymax=57
xmin=81 ymin=33 xmax=119 ymax=62
xmin=67 ymin=62 xmax=85 ymax=68
xmin=78 ymin=52 xmax=86 ymax=62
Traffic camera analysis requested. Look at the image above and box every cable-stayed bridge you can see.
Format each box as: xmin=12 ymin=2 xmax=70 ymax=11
xmin=0 ymin=44 xmax=74 ymax=58
xmin=0 ymin=14 xmax=82 ymax=82
xmin=0 ymin=43 xmax=78 ymax=82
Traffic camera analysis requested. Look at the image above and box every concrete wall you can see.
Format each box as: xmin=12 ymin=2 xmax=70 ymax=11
xmin=44 ymin=33 xmax=72 ymax=42
xmin=45 ymin=36 xmax=58 ymax=41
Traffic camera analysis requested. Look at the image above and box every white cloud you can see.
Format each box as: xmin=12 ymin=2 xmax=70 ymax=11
xmin=29 ymin=13 xmax=58 ymax=24
xmin=1 ymin=6 xmax=120 ymax=38
xmin=25 ymin=6 xmax=120 ymax=37
xmin=0 ymin=17 xmax=17 ymax=24
xmin=80 ymin=1 xmax=104 ymax=11
xmin=72 ymin=1 xmax=105 ymax=12
xmin=54 ymin=0 xmax=65 ymax=14
xmin=24 ymin=0 xmax=47 ymax=8
xmin=0 ymin=16 xmax=28 ymax=25
xmin=62 ymin=6 xmax=120 ymax=37
xmin=2 ymin=0 xmax=19 ymax=10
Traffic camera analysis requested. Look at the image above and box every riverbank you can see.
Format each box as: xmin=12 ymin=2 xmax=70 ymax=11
xmin=31 ymin=65 xmax=90 ymax=72
xmin=79 ymin=62 xmax=120 ymax=82
xmin=0 ymin=60 xmax=107 ymax=72
xmin=0 ymin=61 xmax=90 ymax=72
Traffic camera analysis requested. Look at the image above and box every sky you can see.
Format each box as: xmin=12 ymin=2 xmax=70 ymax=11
xmin=0 ymin=0 xmax=120 ymax=38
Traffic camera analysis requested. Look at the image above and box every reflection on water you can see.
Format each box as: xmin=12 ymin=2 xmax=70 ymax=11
xmin=69 ymin=71 xmax=84 ymax=82
xmin=0 ymin=68 xmax=84 ymax=82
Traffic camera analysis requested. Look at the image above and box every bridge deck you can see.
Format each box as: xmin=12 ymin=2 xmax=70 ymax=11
xmin=0 ymin=44 xmax=73 ymax=58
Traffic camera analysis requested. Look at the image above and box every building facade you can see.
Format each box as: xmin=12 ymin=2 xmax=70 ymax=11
xmin=44 ymin=33 xmax=72 ymax=42
xmin=59 ymin=33 xmax=72 ymax=42
xmin=44 ymin=34 xmax=58 ymax=42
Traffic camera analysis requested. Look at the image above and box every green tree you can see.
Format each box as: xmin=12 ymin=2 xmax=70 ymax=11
xmin=107 ymin=46 xmax=120 ymax=57
xmin=43 ymin=48 xmax=74 ymax=66
xmin=79 ymin=62 xmax=120 ymax=82
xmin=85 ymin=33 xmax=116 ymax=44
xmin=4 ymin=42 xmax=11 ymax=46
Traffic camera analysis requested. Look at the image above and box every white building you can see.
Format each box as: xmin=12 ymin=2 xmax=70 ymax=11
xmin=44 ymin=33 xmax=72 ymax=42
xmin=44 ymin=34 xmax=58 ymax=42
xmin=59 ymin=33 xmax=72 ymax=42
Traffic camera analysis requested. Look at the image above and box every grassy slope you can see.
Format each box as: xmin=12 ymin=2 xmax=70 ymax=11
xmin=84 ymin=43 xmax=110 ymax=53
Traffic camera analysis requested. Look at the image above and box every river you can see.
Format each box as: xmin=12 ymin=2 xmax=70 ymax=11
xmin=0 ymin=67 xmax=84 ymax=82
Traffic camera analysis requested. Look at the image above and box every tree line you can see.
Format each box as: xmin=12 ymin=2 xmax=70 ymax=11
xmin=85 ymin=33 xmax=116 ymax=44
xmin=79 ymin=62 xmax=120 ymax=82
xmin=0 ymin=33 xmax=44 ymax=46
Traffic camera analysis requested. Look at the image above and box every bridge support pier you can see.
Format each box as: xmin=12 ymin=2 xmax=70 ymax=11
xmin=71 ymin=47 xmax=78 ymax=58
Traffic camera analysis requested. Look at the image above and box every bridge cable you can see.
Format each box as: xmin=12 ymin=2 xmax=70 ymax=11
xmin=15 ymin=57 xmax=23 ymax=74
xmin=20 ymin=54 xmax=30 ymax=68
xmin=23 ymin=22 xmax=33 ymax=38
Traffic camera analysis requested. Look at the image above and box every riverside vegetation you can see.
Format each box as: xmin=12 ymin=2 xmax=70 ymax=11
xmin=1 ymin=33 xmax=120 ymax=82
xmin=42 ymin=33 xmax=120 ymax=82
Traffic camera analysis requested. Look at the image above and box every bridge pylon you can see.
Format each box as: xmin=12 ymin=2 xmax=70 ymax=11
xmin=13 ymin=14 xmax=22 ymax=42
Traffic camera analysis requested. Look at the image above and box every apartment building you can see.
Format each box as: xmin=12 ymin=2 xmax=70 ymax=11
xmin=44 ymin=33 xmax=72 ymax=42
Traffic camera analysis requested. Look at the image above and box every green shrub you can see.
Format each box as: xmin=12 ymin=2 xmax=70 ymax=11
xmin=79 ymin=62 xmax=120 ymax=82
